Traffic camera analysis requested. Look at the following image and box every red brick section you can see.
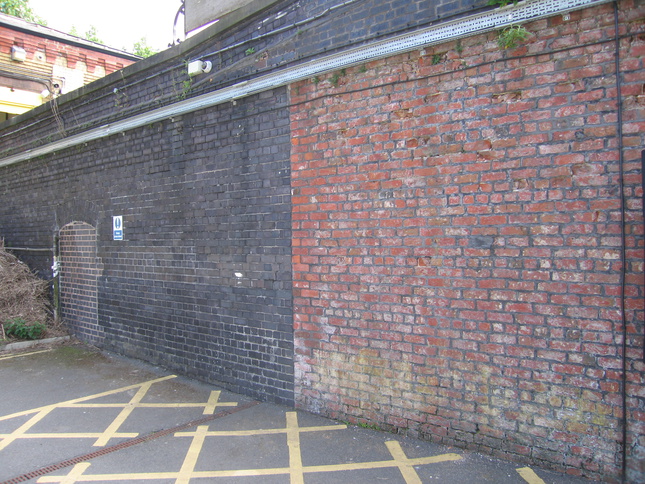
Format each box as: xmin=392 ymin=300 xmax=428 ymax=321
xmin=290 ymin=1 xmax=645 ymax=481
xmin=59 ymin=222 xmax=104 ymax=344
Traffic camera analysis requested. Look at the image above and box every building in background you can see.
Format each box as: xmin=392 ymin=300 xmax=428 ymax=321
xmin=0 ymin=12 xmax=140 ymax=122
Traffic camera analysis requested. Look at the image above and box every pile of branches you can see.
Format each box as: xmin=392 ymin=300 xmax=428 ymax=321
xmin=0 ymin=239 xmax=52 ymax=335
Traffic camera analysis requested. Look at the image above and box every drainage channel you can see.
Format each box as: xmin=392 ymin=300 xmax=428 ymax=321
xmin=0 ymin=400 xmax=260 ymax=484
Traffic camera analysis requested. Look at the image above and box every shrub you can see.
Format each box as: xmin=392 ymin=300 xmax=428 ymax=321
xmin=0 ymin=239 xmax=51 ymax=326
xmin=3 ymin=318 xmax=47 ymax=340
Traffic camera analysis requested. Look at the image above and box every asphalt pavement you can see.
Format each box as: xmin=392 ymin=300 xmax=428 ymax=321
xmin=0 ymin=341 xmax=595 ymax=484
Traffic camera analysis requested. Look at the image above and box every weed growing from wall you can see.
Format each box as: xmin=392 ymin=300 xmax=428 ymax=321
xmin=487 ymin=0 xmax=521 ymax=6
xmin=497 ymin=25 xmax=529 ymax=49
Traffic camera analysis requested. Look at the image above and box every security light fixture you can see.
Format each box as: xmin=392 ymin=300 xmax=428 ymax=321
xmin=187 ymin=59 xmax=212 ymax=76
xmin=11 ymin=46 xmax=26 ymax=62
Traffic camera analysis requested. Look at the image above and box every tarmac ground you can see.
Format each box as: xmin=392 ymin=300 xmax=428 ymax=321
xmin=0 ymin=341 xmax=595 ymax=484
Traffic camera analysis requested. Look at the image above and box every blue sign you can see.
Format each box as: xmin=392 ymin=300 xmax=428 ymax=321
xmin=113 ymin=216 xmax=124 ymax=241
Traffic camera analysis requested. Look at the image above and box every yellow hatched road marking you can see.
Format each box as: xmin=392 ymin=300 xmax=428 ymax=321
xmin=386 ymin=440 xmax=423 ymax=484
xmin=192 ymin=467 xmax=290 ymax=478
xmin=0 ymin=375 xmax=176 ymax=422
xmin=61 ymin=402 xmax=231 ymax=409
xmin=93 ymin=381 xmax=153 ymax=446
xmin=0 ymin=407 xmax=55 ymax=451
xmin=0 ymin=432 xmax=138 ymax=440
xmin=37 ymin=452 xmax=464 ymax=482
xmin=13 ymin=386 xmax=464 ymax=484
xmin=59 ymin=462 xmax=91 ymax=484
xmin=1 ymin=372 xmax=243 ymax=473
xmin=174 ymin=422 xmax=347 ymax=438
xmin=286 ymin=412 xmax=304 ymax=484
xmin=88 ymin=389 xmax=234 ymax=447
xmin=0 ymin=375 xmax=176 ymax=451
xmin=203 ymin=390 xmax=222 ymax=415
xmin=175 ymin=425 xmax=209 ymax=484
xmin=38 ymin=464 xmax=178 ymax=482
xmin=304 ymin=452 xmax=463 ymax=473
xmin=517 ymin=466 xmax=546 ymax=484
xmin=0 ymin=349 xmax=53 ymax=360
xmin=175 ymin=412 xmax=338 ymax=484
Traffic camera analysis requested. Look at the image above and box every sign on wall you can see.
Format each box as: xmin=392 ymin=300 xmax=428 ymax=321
xmin=113 ymin=216 xmax=123 ymax=241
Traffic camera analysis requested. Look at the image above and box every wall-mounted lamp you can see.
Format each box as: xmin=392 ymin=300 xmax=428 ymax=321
xmin=187 ymin=59 xmax=212 ymax=76
xmin=11 ymin=46 xmax=26 ymax=62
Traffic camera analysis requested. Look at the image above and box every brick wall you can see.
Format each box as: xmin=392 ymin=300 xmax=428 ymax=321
xmin=0 ymin=0 xmax=643 ymax=480
xmin=0 ymin=0 xmax=485 ymax=407
xmin=0 ymin=0 xmax=487 ymax=161
xmin=290 ymin=1 xmax=645 ymax=481
xmin=59 ymin=222 xmax=103 ymax=344
xmin=95 ymin=93 xmax=295 ymax=403
xmin=0 ymin=87 xmax=294 ymax=405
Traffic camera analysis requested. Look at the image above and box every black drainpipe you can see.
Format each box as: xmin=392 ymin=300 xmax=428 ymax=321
xmin=612 ymin=2 xmax=628 ymax=482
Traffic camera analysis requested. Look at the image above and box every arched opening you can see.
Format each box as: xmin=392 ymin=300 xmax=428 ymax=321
xmin=58 ymin=221 xmax=103 ymax=344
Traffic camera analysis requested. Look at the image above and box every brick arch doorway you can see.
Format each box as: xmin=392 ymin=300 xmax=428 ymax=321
xmin=58 ymin=221 xmax=104 ymax=344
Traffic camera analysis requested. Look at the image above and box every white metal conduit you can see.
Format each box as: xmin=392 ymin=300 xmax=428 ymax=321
xmin=0 ymin=0 xmax=610 ymax=169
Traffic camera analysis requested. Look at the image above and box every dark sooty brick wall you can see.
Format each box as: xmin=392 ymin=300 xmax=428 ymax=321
xmin=97 ymin=91 xmax=294 ymax=404
xmin=0 ymin=89 xmax=294 ymax=405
